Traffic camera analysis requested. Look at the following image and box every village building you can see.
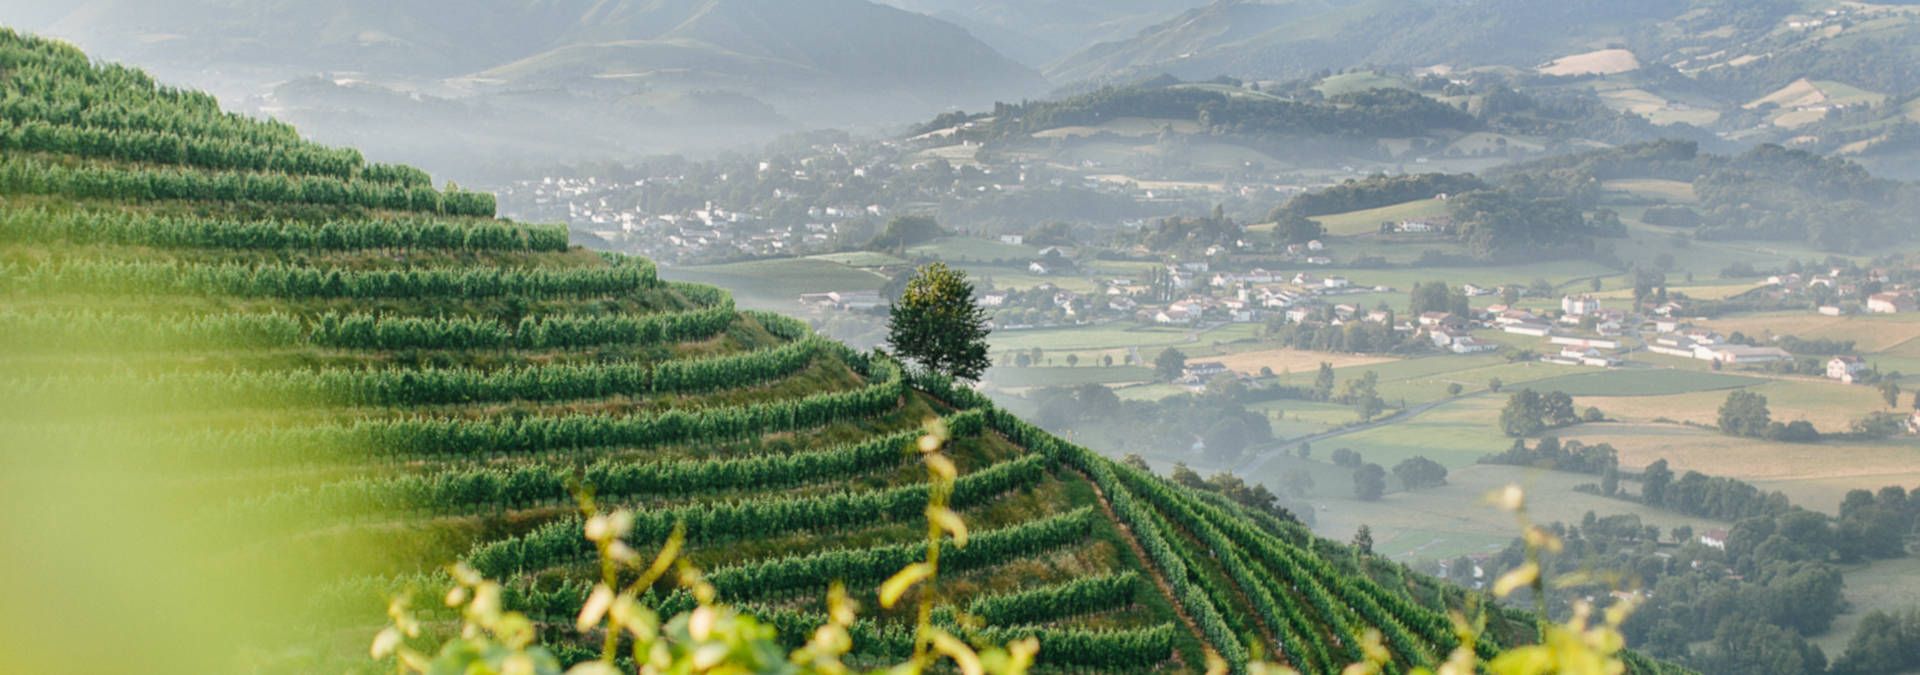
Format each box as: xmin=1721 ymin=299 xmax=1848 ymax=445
xmin=1561 ymin=295 xmax=1601 ymax=316
xmin=1827 ymin=356 xmax=1869 ymax=384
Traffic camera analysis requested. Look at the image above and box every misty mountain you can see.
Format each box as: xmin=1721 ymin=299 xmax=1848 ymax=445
xmin=874 ymin=0 xmax=1212 ymax=67
xmin=1048 ymin=0 xmax=1690 ymax=84
xmin=7 ymin=0 xmax=1046 ymax=176
xmin=26 ymin=0 xmax=1043 ymax=96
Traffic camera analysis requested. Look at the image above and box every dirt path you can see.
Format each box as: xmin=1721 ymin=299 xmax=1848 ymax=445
xmin=1073 ymin=466 xmax=1213 ymax=670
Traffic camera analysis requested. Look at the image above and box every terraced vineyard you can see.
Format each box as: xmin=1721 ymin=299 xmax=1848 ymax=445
xmin=0 ymin=29 xmax=1686 ymax=673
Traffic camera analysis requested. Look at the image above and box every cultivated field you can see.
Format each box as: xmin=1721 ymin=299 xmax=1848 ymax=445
xmin=1554 ymin=424 xmax=1920 ymax=511
xmin=1199 ymin=348 xmax=1397 ymax=377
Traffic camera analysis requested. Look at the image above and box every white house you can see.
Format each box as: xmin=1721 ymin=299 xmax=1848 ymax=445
xmin=1828 ymin=356 xmax=1869 ymax=384
xmin=1154 ymin=307 xmax=1194 ymax=325
xmin=1451 ymin=337 xmax=1499 ymax=354
xmin=1869 ymin=293 xmax=1917 ymax=314
xmin=1699 ymin=529 xmax=1729 ymax=550
xmin=1703 ymin=345 xmax=1793 ymax=365
xmin=1551 ymin=336 xmax=1622 ymax=351
xmin=998 ymin=234 xmax=1025 ymax=245
xmin=1561 ymin=295 xmax=1601 ymax=316
xmin=1503 ymin=322 xmax=1554 ymax=337
xmin=1028 ymin=261 xmax=1051 ymax=275
xmin=979 ymin=290 xmax=1010 ymax=307
xmin=1323 ymin=276 xmax=1352 ymax=289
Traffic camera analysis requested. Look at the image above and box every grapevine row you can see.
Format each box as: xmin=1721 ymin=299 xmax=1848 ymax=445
xmin=0 ymin=304 xmax=734 ymax=353
xmin=3 ymin=335 xmax=836 ymax=409
xmin=466 ymin=453 xmax=1048 ymax=577
xmin=2 ymin=258 xmax=655 ymax=299
xmin=0 ymin=206 xmax=565 ymax=251
xmin=1 ymin=118 xmax=373 ymax=181
xmin=0 ymin=154 xmax=495 ymax=216
xmin=745 ymin=606 xmax=1176 ymax=669
xmin=982 ymin=408 xmax=1251 ymax=671
xmin=236 ymin=411 xmax=984 ymax=524
xmin=1115 ymin=465 xmax=1334 ymax=672
xmin=189 ymin=355 xmax=901 ymax=463
xmin=965 ymin=571 xmax=1141 ymax=627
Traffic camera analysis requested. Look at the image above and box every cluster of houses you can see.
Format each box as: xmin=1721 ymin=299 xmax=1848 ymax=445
xmin=1134 ymin=264 xmax=1382 ymax=327
xmin=1759 ymin=268 xmax=1919 ymax=316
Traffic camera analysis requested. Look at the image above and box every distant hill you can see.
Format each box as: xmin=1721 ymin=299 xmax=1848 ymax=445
xmin=1047 ymin=0 xmax=1686 ymax=84
xmin=17 ymin=0 xmax=1046 ymax=174
xmin=876 ymin=0 xmax=1213 ymax=67
xmin=38 ymin=0 xmax=1042 ymax=96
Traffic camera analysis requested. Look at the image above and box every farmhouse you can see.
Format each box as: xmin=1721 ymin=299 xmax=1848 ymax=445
xmin=1868 ymin=292 xmax=1917 ymax=314
xmin=1182 ymin=362 xmax=1230 ymax=383
xmin=1561 ymin=294 xmax=1600 ymax=316
xmin=998 ymin=234 xmax=1025 ymax=245
xmin=979 ymin=290 xmax=1010 ymax=307
xmin=1699 ymin=529 xmax=1729 ymax=550
xmin=1550 ymin=335 xmax=1622 ymax=351
xmin=1503 ymin=322 xmax=1554 ymax=337
xmin=1154 ymin=307 xmax=1193 ymax=325
xmin=1323 ymin=276 xmax=1351 ymax=289
xmin=1450 ymin=337 xmax=1499 ymax=354
xmin=1701 ymin=345 xmax=1793 ymax=365
xmin=1827 ymin=356 xmax=1869 ymax=384
xmin=1418 ymin=312 xmax=1455 ymax=327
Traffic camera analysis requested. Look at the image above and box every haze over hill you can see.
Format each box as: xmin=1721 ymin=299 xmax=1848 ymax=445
xmin=875 ymin=0 xmax=1213 ymax=67
xmin=0 ymin=0 xmax=1047 ymax=177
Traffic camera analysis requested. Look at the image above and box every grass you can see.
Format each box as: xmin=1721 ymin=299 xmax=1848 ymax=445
xmin=1290 ymin=464 xmax=1729 ymax=561
xmin=1575 ymin=377 xmax=1891 ymax=431
xmin=906 ymin=237 xmax=1036 ymax=262
xmin=1812 ymin=557 xmax=1920 ymax=656
xmin=1702 ymin=312 xmax=1920 ymax=354
xmin=1315 ymin=71 xmax=1409 ymax=97
xmin=1601 ymin=179 xmax=1697 ymax=203
xmin=1295 ymin=198 xmax=1451 ymax=236
xmin=665 ymin=258 xmax=885 ymax=306
xmin=1553 ymin=423 xmax=1920 ymax=512
xmin=1201 ymin=348 xmax=1397 ymax=377
xmin=805 ymin=251 xmax=905 ymax=268
xmin=984 ymin=366 xmax=1154 ymax=389
xmin=1519 ymin=369 xmax=1765 ymax=397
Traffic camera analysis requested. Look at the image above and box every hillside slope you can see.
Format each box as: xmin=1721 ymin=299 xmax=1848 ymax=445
xmin=0 ymin=29 xmax=1682 ymax=673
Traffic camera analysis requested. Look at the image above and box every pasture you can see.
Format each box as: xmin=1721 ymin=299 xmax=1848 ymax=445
xmin=1574 ymin=377 xmax=1888 ymax=431
xmin=1552 ymin=423 xmax=1920 ymax=512
xmin=1520 ymin=369 xmax=1764 ymax=397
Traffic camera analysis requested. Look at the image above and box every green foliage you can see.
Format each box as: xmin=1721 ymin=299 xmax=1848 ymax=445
xmin=1391 ymin=457 xmax=1449 ymax=490
xmin=1499 ymin=389 xmax=1579 ymax=437
xmin=1717 ymin=390 xmax=1773 ymax=438
xmin=887 ymin=262 xmax=991 ymax=381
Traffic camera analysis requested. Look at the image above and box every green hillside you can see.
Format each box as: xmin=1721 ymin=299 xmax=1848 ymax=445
xmin=0 ymin=29 xmax=1685 ymax=673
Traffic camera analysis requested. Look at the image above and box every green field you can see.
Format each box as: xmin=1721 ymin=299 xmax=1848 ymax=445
xmin=1519 ymin=369 xmax=1765 ymax=397
xmin=805 ymin=250 xmax=906 ymax=267
xmin=986 ymin=365 xmax=1154 ymax=388
xmin=1315 ymin=71 xmax=1410 ymax=97
xmin=1305 ymin=198 xmax=1451 ymax=236
xmin=667 ymin=257 xmax=886 ymax=306
xmin=906 ymin=236 xmax=1037 ymax=262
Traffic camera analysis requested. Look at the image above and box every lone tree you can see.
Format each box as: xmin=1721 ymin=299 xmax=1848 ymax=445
xmin=887 ymin=263 xmax=991 ymax=381
xmin=1353 ymin=463 xmax=1387 ymax=501
xmin=1154 ymin=348 xmax=1188 ymax=382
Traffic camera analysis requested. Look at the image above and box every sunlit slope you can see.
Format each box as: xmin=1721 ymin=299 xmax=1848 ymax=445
xmin=0 ymin=28 xmax=1683 ymax=673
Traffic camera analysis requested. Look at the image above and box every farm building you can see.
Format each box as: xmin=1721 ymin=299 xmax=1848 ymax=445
xmin=1827 ymin=356 xmax=1869 ymax=384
